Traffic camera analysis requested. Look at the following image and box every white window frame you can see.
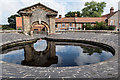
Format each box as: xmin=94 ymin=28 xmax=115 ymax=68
xmin=110 ymin=20 xmax=114 ymax=25
xmin=62 ymin=23 xmax=65 ymax=27
xmin=69 ymin=23 xmax=72 ymax=27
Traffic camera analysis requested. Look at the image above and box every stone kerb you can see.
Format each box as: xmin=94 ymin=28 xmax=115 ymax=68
xmin=0 ymin=32 xmax=118 ymax=78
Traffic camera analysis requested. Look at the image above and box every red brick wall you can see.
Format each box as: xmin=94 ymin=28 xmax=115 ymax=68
xmin=16 ymin=17 xmax=22 ymax=30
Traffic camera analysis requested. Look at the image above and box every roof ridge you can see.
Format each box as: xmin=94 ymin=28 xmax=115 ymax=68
xmin=17 ymin=2 xmax=58 ymax=13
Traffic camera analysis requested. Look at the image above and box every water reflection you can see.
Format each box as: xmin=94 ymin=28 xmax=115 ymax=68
xmin=0 ymin=40 xmax=114 ymax=67
xmin=34 ymin=39 xmax=47 ymax=51
xmin=22 ymin=41 xmax=58 ymax=67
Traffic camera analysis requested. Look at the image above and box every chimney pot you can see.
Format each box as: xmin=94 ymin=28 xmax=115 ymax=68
xmin=59 ymin=15 xmax=62 ymax=18
xmin=110 ymin=7 xmax=114 ymax=13
xmin=75 ymin=13 xmax=77 ymax=17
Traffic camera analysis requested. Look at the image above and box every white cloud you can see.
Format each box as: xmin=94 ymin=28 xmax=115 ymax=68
xmin=34 ymin=40 xmax=47 ymax=51
xmin=0 ymin=0 xmax=23 ymax=24
xmin=74 ymin=50 xmax=113 ymax=66
xmin=0 ymin=0 xmax=119 ymax=24
xmin=118 ymin=1 xmax=120 ymax=10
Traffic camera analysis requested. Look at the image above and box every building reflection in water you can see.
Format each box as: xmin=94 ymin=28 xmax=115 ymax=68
xmin=22 ymin=40 xmax=58 ymax=67
xmin=0 ymin=39 xmax=113 ymax=67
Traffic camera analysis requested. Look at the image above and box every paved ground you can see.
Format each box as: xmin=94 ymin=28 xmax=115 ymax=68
xmin=0 ymin=32 xmax=119 ymax=79
xmin=0 ymin=33 xmax=46 ymax=46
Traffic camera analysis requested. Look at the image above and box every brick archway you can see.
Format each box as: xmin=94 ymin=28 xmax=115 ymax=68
xmin=31 ymin=21 xmax=50 ymax=33
xmin=17 ymin=2 xmax=58 ymax=35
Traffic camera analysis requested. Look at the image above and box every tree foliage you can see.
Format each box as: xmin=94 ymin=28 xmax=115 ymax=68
xmin=65 ymin=11 xmax=81 ymax=17
xmin=2 ymin=25 xmax=15 ymax=30
xmin=84 ymin=22 xmax=115 ymax=30
xmin=8 ymin=14 xmax=20 ymax=29
xmin=94 ymin=21 xmax=108 ymax=30
xmin=65 ymin=1 xmax=106 ymax=17
xmin=81 ymin=1 xmax=106 ymax=17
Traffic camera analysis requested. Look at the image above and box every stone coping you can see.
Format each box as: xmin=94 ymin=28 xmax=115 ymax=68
xmin=0 ymin=33 xmax=118 ymax=79
xmin=56 ymin=30 xmax=120 ymax=34
xmin=0 ymin=30 xmax=23 ymax=33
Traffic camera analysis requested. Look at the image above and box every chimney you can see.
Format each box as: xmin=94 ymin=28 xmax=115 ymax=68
xmin=59 ymin=15 xmax=62 ymax=18
xmin=75 ymin=13 xmax=77 ymax=17
xmin=110 ymin=7 xmax=114 ymax=14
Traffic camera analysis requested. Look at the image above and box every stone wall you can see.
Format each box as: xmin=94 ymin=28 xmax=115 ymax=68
xmin=22 ymin=16 xmax=31 ymax=34
xmin=108 ymin=12 xmax=118 ymax=30
xmin=118 ymin=11 xmax=120 ymax=30
xmin=30 ymin=9 xmax=50 ymax=25
xmin=50 ymin=16 xmax=56 ymax=33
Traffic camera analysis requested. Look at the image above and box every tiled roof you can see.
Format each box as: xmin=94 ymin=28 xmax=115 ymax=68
xmin=102 ymin=11 xmax=118 ymax=19
xmin=56 ymin=17 xmax=75 ymax=23
xmin=75 ymin=17 xmax=106 ymax=23
xmin=16 ymin=17 xmax=22 ymax=27
xmin=56 ymin=17 xmax=106 ymax=23
xmin=17 ymin=2 xmax=58 ymax=14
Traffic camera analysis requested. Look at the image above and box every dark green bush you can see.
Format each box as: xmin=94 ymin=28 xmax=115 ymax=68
xmin=108 ymin=25 xmax=115 ymax=30
xmin=85 ymin=23 xmax=94 ymax=30
xmin=94 ymin=21 xmax=108 ymax=30
xmin=84 ymin=22 xmax=115 ymax=30
xmin=18 ymin=28 xmax=22 ymax=30
xmin=2 ymin=25 xmax=15 ymax=30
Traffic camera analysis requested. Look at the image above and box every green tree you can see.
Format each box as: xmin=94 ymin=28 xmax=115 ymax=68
xmin=81 ymin=46 xmax=102 ymax=56
xmin=2 ymin=25 xmax=15 ymax=30
xmin=65 ymin=11 xmax=81 ymax=17
xmin=8 ymin=14 xmax=20 ymax=29
xmin=81 ymin=1 xmax=106 ymax=17
xmin=94 ymin=21 xmax=109 ymax=30
xmin=84 ymin=23 xmax=94 ymax=30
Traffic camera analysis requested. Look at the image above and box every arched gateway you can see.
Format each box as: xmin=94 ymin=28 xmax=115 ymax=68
xmin=17 ymin=3 xmax=58 ymax=35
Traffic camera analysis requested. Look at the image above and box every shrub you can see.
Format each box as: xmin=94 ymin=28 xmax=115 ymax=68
xmin=85 ymin=23 xmax=94 ymax=30
xmin=2 ymin=25 xmax=15 ymax=30
xmin=18 ymin=28 xmax=22 ymax=30
xmin=108 ymin=25 xmax=115 ymax=30
xmin=82 ymin=22 xmax=115 ymax=30
xmin=94 ymin=21 xmax=109 ymax=30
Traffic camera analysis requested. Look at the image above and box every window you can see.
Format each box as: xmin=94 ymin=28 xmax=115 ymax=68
xmin=73 ymin=23 xmax=75 ymax=27
xmin=119 ymin=21 xmax=120 ymax=26
xmin=80 ymin=24 xmax=82 ymax=28
xmin=66 ymin=23 xmax=69 ymax=27
xmin=62 ymin=23 xmax=65 ymax=27
xmin=110 ymin=20 xmax=114 ymax=25
xmin=57 ymin=24 xmax=61 ymax=30
xmin=34 ymin=29 xmax=38 ymax=31
xmin=55 ymin=23 xmax=57 ymax=28
xmin=69 ymin=23 xmax=72 ymax=27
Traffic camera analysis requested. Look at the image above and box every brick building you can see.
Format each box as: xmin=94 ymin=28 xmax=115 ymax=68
xmin=0 ymin=25 xmax=2 ymax=30
xmin=16 ymin=7 xmax=120 ymax=31
xmin=102 ymin=7 xmax=120 ymax=31
xmin=55 ymin=15 xmax=106 ymax=31
xmin=16 ymin=17 xmax=22 ymax=30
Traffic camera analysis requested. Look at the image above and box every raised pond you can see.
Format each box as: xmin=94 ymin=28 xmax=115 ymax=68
xmin=0 ymin=39 xmax=114 ymax=67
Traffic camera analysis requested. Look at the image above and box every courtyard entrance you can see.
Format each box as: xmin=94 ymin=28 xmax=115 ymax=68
xmin=17 ymin=2 xmax=58 ymax=35
xmin=32 ymin=21 xmax=49 ymax=35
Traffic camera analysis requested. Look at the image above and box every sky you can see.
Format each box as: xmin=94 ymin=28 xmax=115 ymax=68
xmin=0 ymin=0 xmax=119 ymax=24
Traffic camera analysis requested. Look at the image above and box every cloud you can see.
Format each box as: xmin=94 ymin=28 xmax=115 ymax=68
xmin=118 ymin=1 xmax=120 ymax=10
xmin=57 ymin=0 xmax=119 ymax=15
xmin=0 ymin=0 xmax=119 ymax=24
xmin=74 ymin=50 xmax=113 ymax=66
xmin=0 ymin=49 xmax=24 ymax=64
xmin=0 ymin=0 xmax=22 ymax=24
xmin=34 ymin=40 xmax=47 ymax=51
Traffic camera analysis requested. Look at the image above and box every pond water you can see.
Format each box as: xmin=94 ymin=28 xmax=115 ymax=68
xmin=0 ymin=39 xmax=114 ymax=67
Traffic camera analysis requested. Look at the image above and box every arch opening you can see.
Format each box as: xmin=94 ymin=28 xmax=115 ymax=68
xmin=31 ymin=21 xmax=50 ymax=34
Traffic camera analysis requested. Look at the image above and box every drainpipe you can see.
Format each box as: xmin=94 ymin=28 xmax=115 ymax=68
xmin=74 ymin=13 xmax=77 ymax=30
